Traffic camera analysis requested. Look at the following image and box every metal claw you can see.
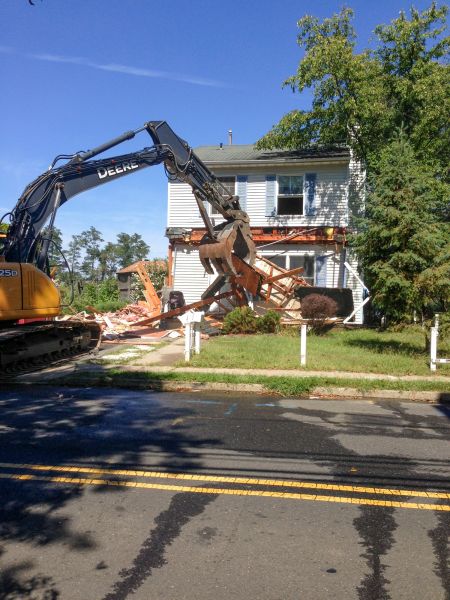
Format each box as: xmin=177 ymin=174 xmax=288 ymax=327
xmin=198 ymin=221 xmax=255 ymax=277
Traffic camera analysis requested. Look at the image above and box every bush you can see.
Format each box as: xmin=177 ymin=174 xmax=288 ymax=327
xmin=222 ymin=307 xmax=281 ymax=334
xmin=301 ymin=294 xmax=338 ymax=334
xmin=67 ymin=278 xmax=125 ymax=313
xmin=223 ymin=307 xmax=258 ymax=334
xmin=257 ymin=310 xmax=281 ymax=333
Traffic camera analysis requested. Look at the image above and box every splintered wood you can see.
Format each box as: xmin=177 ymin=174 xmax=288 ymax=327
xmin=251 ymin=256 xmax=308 ymax=324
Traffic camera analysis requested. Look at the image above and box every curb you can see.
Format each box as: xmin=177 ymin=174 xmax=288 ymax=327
xmin=24 ymin=372 xmax=448 ymax=403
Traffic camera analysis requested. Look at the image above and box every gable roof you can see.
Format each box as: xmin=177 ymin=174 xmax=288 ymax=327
xmin=194 ymin=144 xmax=350 ymax=166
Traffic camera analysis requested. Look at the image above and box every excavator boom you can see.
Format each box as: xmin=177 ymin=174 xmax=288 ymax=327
xmin=0 ymin=120 xmax=256 ymax=373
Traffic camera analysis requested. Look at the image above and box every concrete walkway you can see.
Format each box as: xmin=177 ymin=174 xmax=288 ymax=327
xmin=118 ymin=337 xmax=450 ymax=383
xmin=14 ymin=337 xmax=449 ymax=402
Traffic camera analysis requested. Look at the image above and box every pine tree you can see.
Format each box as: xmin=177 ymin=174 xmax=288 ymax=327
xmin=353 ymin=133 xmax=449 ymax=322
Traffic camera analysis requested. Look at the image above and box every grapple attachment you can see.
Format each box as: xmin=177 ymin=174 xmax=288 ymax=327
xmin=199 ymin=220 xmax=256 ymax=276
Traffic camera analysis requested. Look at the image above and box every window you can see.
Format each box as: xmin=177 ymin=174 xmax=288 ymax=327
xmin=290 ymin=255 xmax=314 ymax=285
xmin=277 ymin=175 xmax=303 ymax=215
xmin=266 ymin=253 xmax=315 ymax=284
xmin=267 ymin=254 xmax=287 ymax=270
xmin=211 ymin=176 xmax=235 ymax=216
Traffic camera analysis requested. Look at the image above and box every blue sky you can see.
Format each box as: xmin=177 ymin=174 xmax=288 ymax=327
xmin=0 ymin=0 xmax=438 ymax=258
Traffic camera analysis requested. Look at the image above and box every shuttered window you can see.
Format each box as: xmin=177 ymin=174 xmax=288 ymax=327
xmin=277 ymin=175 xmax=303 ymax=215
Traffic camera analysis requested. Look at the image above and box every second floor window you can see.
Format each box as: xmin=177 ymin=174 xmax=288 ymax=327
xmin=277 ymin=175 xmax=303 ymax=215
xmin=211 ymin=176 xmax=236 ymax=217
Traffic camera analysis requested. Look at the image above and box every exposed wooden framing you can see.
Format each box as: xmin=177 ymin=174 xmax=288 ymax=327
xmin=134 ymin=290 xmax=236 ymax=327
xmin=131 ymin=253 xmax=309 ymax=330
xmin=168 ymin=226 xmax=347 ymax=246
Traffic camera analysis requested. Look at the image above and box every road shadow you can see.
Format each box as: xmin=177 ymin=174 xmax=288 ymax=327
xmin=438 ymin=394 xmax=450 ymax=407
xmin=0 ymin=383 xmax=219 ymax=599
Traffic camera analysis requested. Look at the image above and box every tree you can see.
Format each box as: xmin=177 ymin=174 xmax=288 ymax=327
xmin=41 ymin=225 xmax=64 ymax=270
xmin=114 ymin=232 xmax=150 ymax=269
xmin=98 ymin=242 xmax=120 ymax=281
xmin=65 ymin=234 xmax=83 ymax=278
xmin=257 ymin=4 xmax=449 ymax=173
xmin=352 ymin=133 xmax=449 ymax=322
xmin=258 ymin=4 xmax=449 ymax=322
xmin=79 ymin=226 xmax=104 ymax=282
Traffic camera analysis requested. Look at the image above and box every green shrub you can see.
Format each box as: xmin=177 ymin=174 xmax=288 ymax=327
xmin=223 ymin=307 xmax=258 ymax=334
xmin=68 ymin=278 xmax=124 ymax=313
xmin=257 ymin=310 xmax=281 ymax=333
xmin=222 ymin=307 xmax=281 ymax=334
xmin=93 ymin=299 xmax=127 ymax=313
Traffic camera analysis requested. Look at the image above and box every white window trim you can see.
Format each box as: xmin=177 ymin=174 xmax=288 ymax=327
xmin=276 ymin=174 xmax=305 ymax=217
xmin=260 ymin=250 xmax=316 ymax=284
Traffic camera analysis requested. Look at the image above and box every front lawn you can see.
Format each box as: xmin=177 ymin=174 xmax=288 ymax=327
xmin=185 ymin=327 xmax=450 ymax=376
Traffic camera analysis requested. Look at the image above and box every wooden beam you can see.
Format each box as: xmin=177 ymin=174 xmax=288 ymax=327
xmin=133 ymin=290 xmax=236 ymax=327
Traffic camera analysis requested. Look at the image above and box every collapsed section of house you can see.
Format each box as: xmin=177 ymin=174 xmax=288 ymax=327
xmin=71 ymin=251 xmax=363 ymax=342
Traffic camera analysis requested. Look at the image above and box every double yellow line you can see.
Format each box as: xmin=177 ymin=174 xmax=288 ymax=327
xmin=1 ymin=462 xmax=449 ymax=512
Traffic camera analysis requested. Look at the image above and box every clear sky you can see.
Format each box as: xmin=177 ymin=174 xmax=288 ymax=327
xmin=0 ymin=0 xmax=438 ymax=258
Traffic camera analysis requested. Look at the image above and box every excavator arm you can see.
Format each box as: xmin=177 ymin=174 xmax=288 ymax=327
xmin=2 ymin=121 xmax=255 ymax=276
xmin=0 ymin=120 xmax=257 ymax=372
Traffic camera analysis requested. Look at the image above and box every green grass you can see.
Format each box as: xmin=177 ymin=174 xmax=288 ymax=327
xmin=54 ymin=369 xmax=450 ymax=396
xmin=183 ymin=327 xmax=450 ymax=377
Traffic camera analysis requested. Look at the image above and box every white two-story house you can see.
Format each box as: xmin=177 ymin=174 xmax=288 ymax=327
xmin=165 ymin=143 xmax=365 ymax=323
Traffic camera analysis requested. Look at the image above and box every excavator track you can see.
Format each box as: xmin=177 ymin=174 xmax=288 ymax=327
xmin=0 ymin=320 xmax=101 ymax=377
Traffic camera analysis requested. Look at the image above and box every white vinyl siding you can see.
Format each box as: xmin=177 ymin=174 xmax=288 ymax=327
xmin=168 ymin=164 xmax=350 ymax=229
xmin=172 ymin=245 xmax=212 ymax=303
xmin=168 ymin=181 xmax=204 ymax=228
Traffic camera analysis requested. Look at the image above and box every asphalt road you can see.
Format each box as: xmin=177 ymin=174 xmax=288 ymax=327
xmin=0 ymin=386 xmax=449 ymax=600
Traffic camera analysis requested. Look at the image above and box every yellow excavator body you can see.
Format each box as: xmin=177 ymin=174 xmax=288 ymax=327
xmin=0 ymin=261 xmax=60 ymax=321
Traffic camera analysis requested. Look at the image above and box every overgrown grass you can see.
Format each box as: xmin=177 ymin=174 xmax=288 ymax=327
xmin=184 ymin=327 xmax=450 ymax=376
xmin=54 ymin=369 xmax=450 ymax=396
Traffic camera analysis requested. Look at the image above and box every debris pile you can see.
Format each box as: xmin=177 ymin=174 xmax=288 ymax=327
xmin=60 ymin=255 xmax=313 ymax=345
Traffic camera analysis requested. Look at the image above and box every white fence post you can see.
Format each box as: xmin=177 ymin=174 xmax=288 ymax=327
xmin=194 ymin=311 xmax=204 ymax=354
xmin=429 ymin=313 xmax=450 ymax=371
xmin=300 ymin=323 xmax=307 ymax=366
xmin=184 ymin=322 xmax=192 ymax=362
xmin=180 ymin=310 xmax=204 ymax=362
xmin=430 ymin=326 xmax=437 ymax=372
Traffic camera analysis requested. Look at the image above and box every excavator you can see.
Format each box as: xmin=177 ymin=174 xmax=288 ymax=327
xmin=0 ymin=120 xmax=256 ymax=372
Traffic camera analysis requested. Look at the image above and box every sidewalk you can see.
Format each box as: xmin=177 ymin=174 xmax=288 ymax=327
xmin=129 ymin=337 xmax=450 ymax=382
xmin=16 ymin=336 xmax=449 ymax=403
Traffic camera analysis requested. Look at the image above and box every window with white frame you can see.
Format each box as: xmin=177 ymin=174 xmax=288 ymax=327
xmin=266 ymin=253 xmax=315 ymax=284
xmin=277 ymin=175 xmax=303 ymax=215
xmin=210 ymin=176 xmax=236 ymax=216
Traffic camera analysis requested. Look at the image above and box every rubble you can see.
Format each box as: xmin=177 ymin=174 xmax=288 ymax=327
xmin=59 ymin=255 xmax=315 ymax=346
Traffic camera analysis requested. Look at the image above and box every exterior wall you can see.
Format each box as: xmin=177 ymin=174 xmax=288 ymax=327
xmin=168 ymin=153 xmax=365 ymax=324
xmin=172 ymin=245 xmax=212 ymax=304
xmin=168 ymin=162 xmax=351 ymax=229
